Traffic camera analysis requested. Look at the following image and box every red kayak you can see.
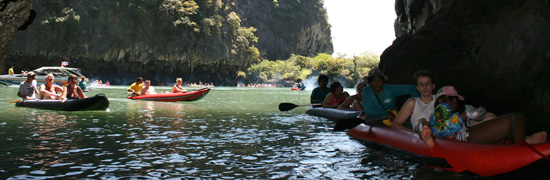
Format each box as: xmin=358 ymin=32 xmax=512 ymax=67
xmin=348 ymin=123 xmax=550 ymax=177
xmin=127 ymin=88 xmax=210 ymax=102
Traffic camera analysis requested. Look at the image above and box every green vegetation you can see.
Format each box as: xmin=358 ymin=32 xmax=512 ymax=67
xmin=10 ymin=0 xmax=333 ymax=85
xmin=246 ymin=52 xmax=380 ymax=87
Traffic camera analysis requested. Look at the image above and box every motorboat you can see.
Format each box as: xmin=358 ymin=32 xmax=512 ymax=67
xmin=0 ymin=66 xmax=85 ymax=86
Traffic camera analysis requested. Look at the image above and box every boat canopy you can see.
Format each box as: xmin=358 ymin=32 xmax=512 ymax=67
xmin=32 ymin=67 xmax=84 ymax=77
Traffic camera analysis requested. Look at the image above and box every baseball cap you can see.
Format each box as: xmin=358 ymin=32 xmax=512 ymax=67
xmin=436 ymin=86 xmax=464 ymax=100
xmin=27 ymin=72 xmax=36 ymax=77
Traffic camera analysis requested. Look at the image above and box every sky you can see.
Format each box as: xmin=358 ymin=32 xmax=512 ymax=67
xmin=323 ymin=0 xmax=397 ymax=56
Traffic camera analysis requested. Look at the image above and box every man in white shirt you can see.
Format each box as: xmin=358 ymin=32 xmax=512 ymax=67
xmin=17 ymin=72 xmax=38 ymax=100
xmin=392 ymin=70 xmax=436 ymax=132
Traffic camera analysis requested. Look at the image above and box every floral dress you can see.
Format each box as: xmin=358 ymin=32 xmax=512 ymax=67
xmin=429 ymin=103 xmax=468 ymax=141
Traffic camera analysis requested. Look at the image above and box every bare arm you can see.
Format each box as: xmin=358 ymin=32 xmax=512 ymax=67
xmin=337 ymin=95 xmax=355 ymax=110
xmin=322 ymin=94 xmax=336 ymax=108
xmin=76 ymin=87 xmax=86 ymax=99
xmin=54 ymin=85 xmax=63 ymax=94
xmin=39 ymin=84 xmax=57 ymax=98
xmin=140 ymin=87 xmax=148 ymax=95
xmin=392 ymin=98 xmax=416 ymax=132
xmin=61 ymin=87 xmax=68 ymax=102
xmin=17 ymin=92 xmax=27 ymax=99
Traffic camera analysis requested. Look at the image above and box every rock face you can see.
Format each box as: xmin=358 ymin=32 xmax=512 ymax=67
xmin=0 ymin=0 xmax=34 ymax=72
xmin=381 ymin=0 xmax=550 ymax=127
xmin=1 ymin=0 xmax=332 ymax=85
xmin=235 ymin=0 xmax=333 ymax=60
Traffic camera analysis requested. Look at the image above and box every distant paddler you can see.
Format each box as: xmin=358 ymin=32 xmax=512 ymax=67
xmin=172 ymin=78 xmax=187 ymax=93
xmin=78 ymin=76 xmax=88 ymax=92
xmin=39 ymin=73 xmax=63 ymax=100
xmin=8 ymin=66 xmax=14 ymax=75
xmin=127 ymin=77 xmax=144 ymax=96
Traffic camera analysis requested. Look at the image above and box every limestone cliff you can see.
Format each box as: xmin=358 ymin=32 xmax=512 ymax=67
xmin=1 ymin=0 xmax=332 ymax=85
xmin=0 ymin=0 xmax=33 ymax=72
xmin=235 ymin=0 xmax=333 ymax=60
xmin=382 ymin=0 xmax=550 ymax=127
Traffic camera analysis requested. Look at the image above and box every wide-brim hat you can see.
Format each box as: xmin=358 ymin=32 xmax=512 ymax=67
xmin=436 ymin=86 xmax=464 ymax=101
xmin=367 ymin=68 xmax=388 ymax=82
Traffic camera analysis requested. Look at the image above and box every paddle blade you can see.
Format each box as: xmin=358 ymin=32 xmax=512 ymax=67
xmin=279 ymin=103 xmax=298 ymax=111
xmin=9 ymin=99 xmax=22 ymax=104
xmin=333 ymin=118 xmax=365 ymax=131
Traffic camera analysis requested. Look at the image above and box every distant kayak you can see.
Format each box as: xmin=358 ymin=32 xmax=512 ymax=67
xmin=127 ymin=88 xmax=210 ymax=102
xmin=186 ymin=84 xmax=214 ymax=88
xmin=305 ymin=107 xmax=361 ymax=121
xmin=349 ymin=123 xmax=550 ymax=177
xmin=15 ymin=94 xmax=109 ymax=111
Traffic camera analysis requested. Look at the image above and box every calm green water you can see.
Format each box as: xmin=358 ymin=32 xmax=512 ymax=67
xmin=0 ymin=86 xmax=546 ymax=179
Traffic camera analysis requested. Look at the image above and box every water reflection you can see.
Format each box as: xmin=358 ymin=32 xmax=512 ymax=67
xmin=1 ymin=87 xmax=543 ymax=179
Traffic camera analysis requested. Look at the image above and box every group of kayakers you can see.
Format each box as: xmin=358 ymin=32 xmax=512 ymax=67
xmin=127 ymin=77 xmax=188 ymax=96
xmin=311 ymin=68 xmax=547 ymax=147
xmin=17 ymin=72 xmax=86 ymax=102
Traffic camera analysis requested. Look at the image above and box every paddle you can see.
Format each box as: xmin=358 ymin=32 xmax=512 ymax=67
xmin=333 ymin=117 xmax=387 ymax=131
xmin=278 ymin=103 xmax=321 ymax=111
xmin=9 ymin=99 xmax=22 ymax=104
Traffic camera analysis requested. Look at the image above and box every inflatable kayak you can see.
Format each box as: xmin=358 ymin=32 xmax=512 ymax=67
xmin=305 ymin=108 xmax=361 ymax=121
xmin=348 ymin=123 xmax=550 ymax=177
xmin=127 ymin=88 xmax=210 ymax=102
xmin=15 ymin=94 xmax=109 ymax=111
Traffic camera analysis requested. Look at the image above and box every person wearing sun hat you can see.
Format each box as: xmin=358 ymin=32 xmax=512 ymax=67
xmin=362 ymin=68 xmax=420 ymax=119
xmin=17 ymin=72 xmax=38 ymax=100
xmin=417 ymin=85 xmax=547 ymax=148
xmin=429 ymin=86 xmax=468 ymax=142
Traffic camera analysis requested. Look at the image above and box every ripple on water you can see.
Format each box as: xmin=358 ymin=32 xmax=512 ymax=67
xmin=0 ymin=87 xmax=454 ymax=179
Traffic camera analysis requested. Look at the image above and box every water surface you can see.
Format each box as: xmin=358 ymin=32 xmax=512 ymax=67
xmin=0 ymin=86 xmax=546 ymax=179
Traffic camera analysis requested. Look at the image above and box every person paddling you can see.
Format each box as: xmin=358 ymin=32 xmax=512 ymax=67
xmin=127 ymin=77 xmax=144 ymax=96
xmin=39 ymin=74 xmax=63 ymax=100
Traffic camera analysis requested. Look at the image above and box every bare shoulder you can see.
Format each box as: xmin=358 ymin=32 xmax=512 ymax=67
xmin=401 ymin=98 xmax=417 ymax=110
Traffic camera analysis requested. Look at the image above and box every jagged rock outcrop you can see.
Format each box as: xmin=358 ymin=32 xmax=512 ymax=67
xmin=0 ymin=0 xmax=33 ymax=72
xmin=381 ymin=0 xmax=550 ymax=128
xmin=2 ymin=0 xmax=332 ymax=85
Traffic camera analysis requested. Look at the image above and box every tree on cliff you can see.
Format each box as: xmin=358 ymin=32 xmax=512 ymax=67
xmin=6 ymin=0 xmax=332 ymax=86
xmin=247 ymin=52 xmax=379 ymax=86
